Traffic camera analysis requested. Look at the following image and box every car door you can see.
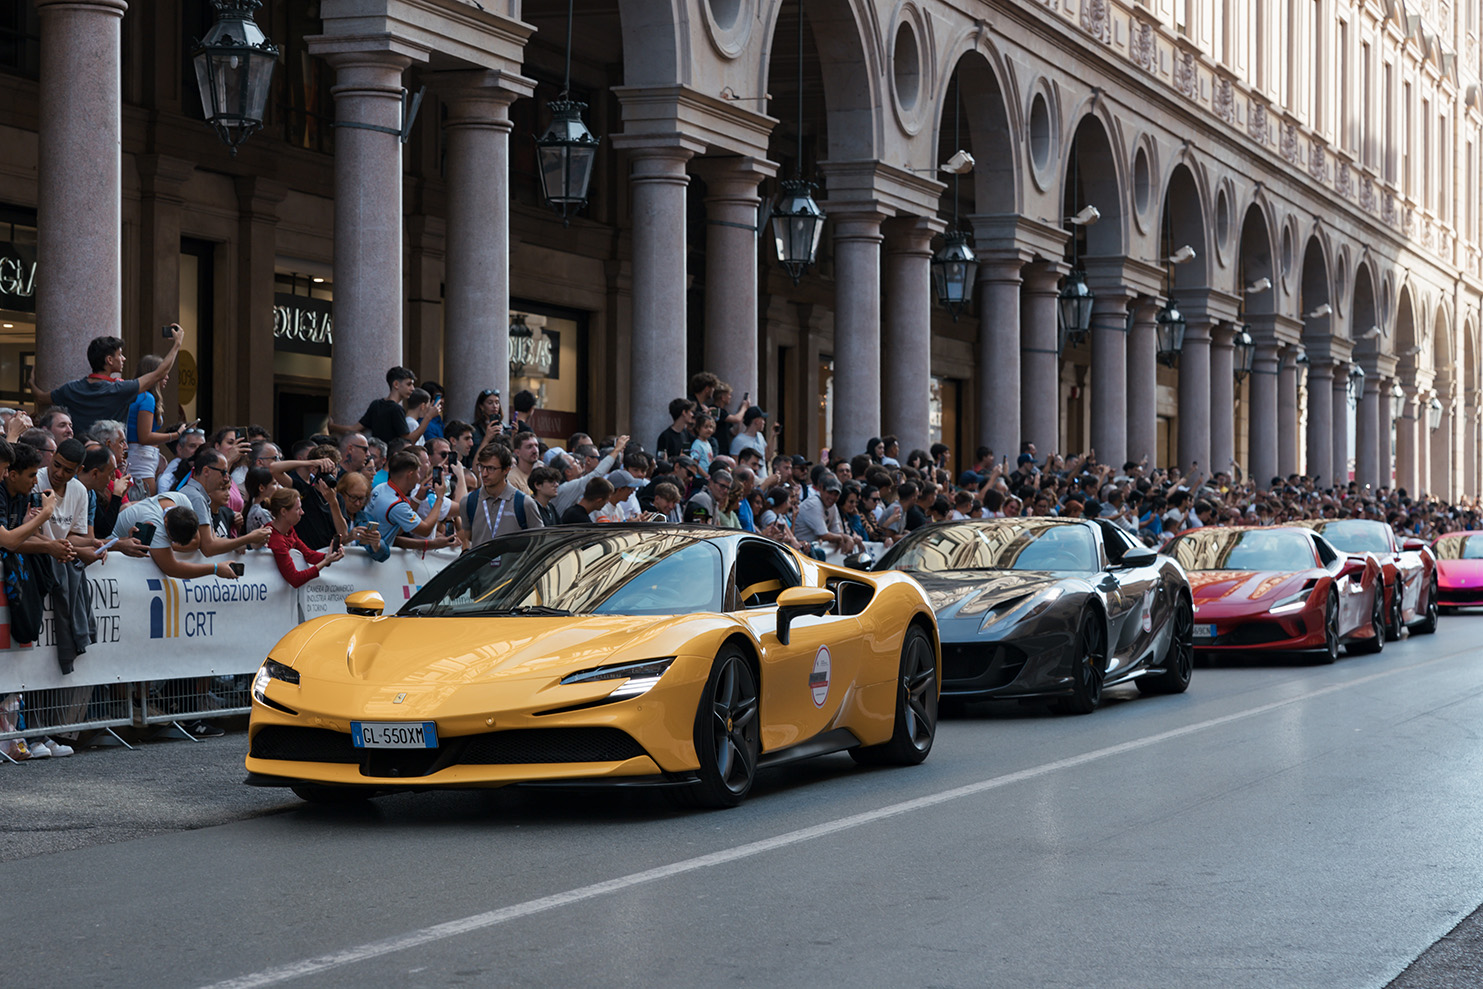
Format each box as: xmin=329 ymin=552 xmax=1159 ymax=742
xmin=1316 ymin=535 xmax=1368 ymax=632
xmin=1387 ymin=531 xmax=1424 ymax=615
xmin=729 ymin=539 xmax=863 ymax=753
xmin=1097 ymin=521 xmax=1159 ymax=670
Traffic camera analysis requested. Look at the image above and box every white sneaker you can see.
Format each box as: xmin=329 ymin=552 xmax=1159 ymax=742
xmin=21 ymin=739 xmax=49 ymax=759
xmin=41 ymin=738 xmax=73 ymax=758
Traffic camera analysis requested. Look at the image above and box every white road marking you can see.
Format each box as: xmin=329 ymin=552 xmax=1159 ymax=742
xmin=202 ymin=657 xmax=1447 ymax=989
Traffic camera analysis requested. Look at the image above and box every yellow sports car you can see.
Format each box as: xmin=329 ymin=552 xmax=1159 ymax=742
xmin=245 ymin=525 xmax=940 ymax=808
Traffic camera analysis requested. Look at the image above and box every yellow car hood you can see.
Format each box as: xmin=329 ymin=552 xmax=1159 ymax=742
xmin=278 ymin=613 xmax=698 ymax=686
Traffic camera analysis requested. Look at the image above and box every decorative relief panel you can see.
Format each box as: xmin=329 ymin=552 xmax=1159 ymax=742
xmin=1308 ymin=141 xmax=1327 ymax=183
xmin=1336 ymin=162 xmax=1353 ymax=199
xmin=1248 ymin=101 xmax=1270 ymax=144
xmin=1382 ymin=193 xmax=1397 ymax=226
xmin=1131 ymin=20 xmax=1155 ymax=72
xmin=1081 ymin=0 xmax=1111 ymax=43
xmin=1213 ymin=76 xmax=1235 ymax=123
xmin=1360 ymin=176 xmax=1376 ymax=212
xmin=1173 ymin=50 xmax=1197 ymax=99
xmin=1281 ymin=121 xmax=1303 ymax=166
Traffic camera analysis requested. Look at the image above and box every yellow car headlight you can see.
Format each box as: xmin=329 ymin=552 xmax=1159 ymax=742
xmin=560 ymin=658 xmax=675 ymax=699
xmin=252 ymin=659 xmax=300 ymax=704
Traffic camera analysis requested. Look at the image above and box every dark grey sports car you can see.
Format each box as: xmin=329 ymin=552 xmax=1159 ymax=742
xmin=874 ymin=518 xmax=1194 ymax=713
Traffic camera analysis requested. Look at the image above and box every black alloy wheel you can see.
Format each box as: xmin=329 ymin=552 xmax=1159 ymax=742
xmin=852 ymin=624 xmax=938 ymax=766
xmin=1138 ymin=594 xmax=1194 ymax=695
xmin=1315 ymin=592 xmax=1340 ymax=664
xmin=687 ymin=645 xmax=760 ymax=809
xmin=1055 ymin=610 xmax=1107 ymax=715
xmin=1351 ymin=585 xmax=1386 ymax=655
xmin=1414 ymin=576 xmax=1440 ymax=634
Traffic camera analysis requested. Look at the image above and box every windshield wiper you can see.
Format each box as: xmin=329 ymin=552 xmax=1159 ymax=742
xmin=401 ymin=603 xmax=444 ymax=616
xmin=493 ymin=605 xmax=572 ymax=617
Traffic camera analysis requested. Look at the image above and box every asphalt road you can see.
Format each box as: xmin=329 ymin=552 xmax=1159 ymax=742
xmin=5 ymin=615 xmax=1483 ymax=989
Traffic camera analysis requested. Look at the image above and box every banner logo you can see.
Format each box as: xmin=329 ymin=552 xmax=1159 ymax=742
xmin=403 ymin=570 xmax=422 ymax=600
xmin=147 ymin=578 xmax=182 ymax=639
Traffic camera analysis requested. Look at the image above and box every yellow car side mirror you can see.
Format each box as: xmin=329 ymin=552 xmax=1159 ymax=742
xmin=345 ymin=590 xmax=385 ymax=617
xmin=775 ymin=586 xmax=836 ymax=646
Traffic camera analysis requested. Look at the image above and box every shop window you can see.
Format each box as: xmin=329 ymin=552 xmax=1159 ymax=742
xmin=509 ymin=300 xmax=587 ymax=444
xmin=0 ymin=1 xmax=39 ymax=79
xmin=273 ymin=271 xmax=333 ymax=440
xmin=0 ymin=204 xmax=37 ymax=405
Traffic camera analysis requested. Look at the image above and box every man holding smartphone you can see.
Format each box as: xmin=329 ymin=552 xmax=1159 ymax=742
xmin=30 ymin=325 xmax=185 ymax=437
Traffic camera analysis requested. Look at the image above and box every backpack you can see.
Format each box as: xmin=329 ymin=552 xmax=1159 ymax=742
xmin=463 ymin=490 xmax=528 ymax=536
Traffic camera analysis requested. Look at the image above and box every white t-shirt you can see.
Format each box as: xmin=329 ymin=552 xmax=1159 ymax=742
xmin=35 ymin=471 xmax=89 ymax=540
xmin=404 ymin=415 xmax=425 ymax=446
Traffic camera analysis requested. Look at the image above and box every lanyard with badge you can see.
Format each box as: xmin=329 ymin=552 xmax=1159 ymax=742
xmin=481 ymin=492 xmax=507 ymax=539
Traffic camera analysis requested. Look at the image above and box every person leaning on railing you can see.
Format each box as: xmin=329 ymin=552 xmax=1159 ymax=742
xmin=264 ymin=488 xmax=345 ymax=588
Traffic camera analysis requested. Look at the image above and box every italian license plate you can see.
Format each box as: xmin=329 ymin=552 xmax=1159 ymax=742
xmin=1192 ymin=624 xmax=1217 ymax=640
xmin=351 ymin=721 xmax=438 ymax=749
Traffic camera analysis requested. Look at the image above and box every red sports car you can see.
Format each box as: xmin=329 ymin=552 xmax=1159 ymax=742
xmin=1163 ymin=525 xmax=1385 ymax=662
xmin=1292 ymin=519 xmax=1438 ymax=637
xmin=1431 ymin=532 xmax=1483 ymax=611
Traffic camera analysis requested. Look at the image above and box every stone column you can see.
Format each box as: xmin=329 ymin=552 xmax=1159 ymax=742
xmin=1278 ymin=347 xmax=1301 ymax=477
xmin=1125 ymin=299 xmax=1159 ymax=469
xmin=34 ymin=0 xmax=128 ymax=389
xmin=1019 ymin=263 xmax=1062 ymax=458
xmin=975 ymin=256 xmax=1024 ymax=461
xmin=1209 ymin=324 xmax=1235 ymax=475
xmin=882 ymin=217 xmax=938 ymax=448
xmin=830 ymin=209 xmax=887 ymax=461
xmin=438 ymin=70 xmax=535 ymax=423
xmin=1178 ymin=322 xmax=1212 ymax=473
xmin=1332 ymin=370 xmax=1350 ymax=486
xmin=1395 ymin=387 xmax=1418 ymax=494
xmin=694 ymin=158 xmax=775 ymax=397
xmin=1431 ymin=403 xmax=1454 ymax=499
xmin=1378 ymin=379 xmax=1395 ymax=490
xmin=1249 ymin=342 xmax=1281 ymax=487
xmin=320 ymin=49 xmax=413 ymax=424
xmin=234 ymin=177 xmax=287 ymax=430
xmin=1089 ymin=292 xmax=1130 ymax=467
xmin=1305 ymin=362 xmax=1334 ymax=484
xmin=1465 ymin=401 xmax=1478 ymax=498
xmin=1355 ymin=378 xmax=1380 ymax=489
xmin=622 ymin=145 xmax=697 ymax=449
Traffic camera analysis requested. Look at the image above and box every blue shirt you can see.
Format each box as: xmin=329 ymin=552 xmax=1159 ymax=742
xmin=737 ymin=497 xmax=755 ymax=533
xmin=126 ymin=391 xmax=156 ymax=443
xmin=365 ymin=480 xmax=438 ymax=558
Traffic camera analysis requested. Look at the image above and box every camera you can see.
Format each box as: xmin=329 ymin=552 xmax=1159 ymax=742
xmin=162 ymin=324 xmax=174 ymax=338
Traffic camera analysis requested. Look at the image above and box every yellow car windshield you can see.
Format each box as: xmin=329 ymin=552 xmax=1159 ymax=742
xmin=402 ymin=531 xmax=725 ymax=617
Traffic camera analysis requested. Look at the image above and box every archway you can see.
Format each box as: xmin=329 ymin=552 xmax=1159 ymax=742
xmin=1236 ymin=202 xmax=1281 ymax=481
xmin=1432 ymin=305 xmax=1455 ymax=497
xmin=1159 ymin=163 xmax=1210 ymax=473
xmin=1299 ymin=235 xmax=1334 ymax=484
xmin=1394 ymin=285 xmax=1420 ymax=493
xmin=1351 ymin=263 xmax=1381 ymax=487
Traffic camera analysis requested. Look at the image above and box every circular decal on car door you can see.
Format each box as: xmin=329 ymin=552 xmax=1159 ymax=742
xmin=810 ymin=645 xmax=831 ymax=707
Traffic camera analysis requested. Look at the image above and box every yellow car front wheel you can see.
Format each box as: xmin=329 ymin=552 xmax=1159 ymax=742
xmin=685 ymin=645 xmax=760 ymax=809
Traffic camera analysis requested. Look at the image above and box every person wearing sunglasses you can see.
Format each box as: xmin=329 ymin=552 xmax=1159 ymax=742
xmin=180 ymin=448 xmax=271 ymax=557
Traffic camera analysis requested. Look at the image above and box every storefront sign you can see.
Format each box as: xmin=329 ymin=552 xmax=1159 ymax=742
xmin=509 ymin=328 xmax=559 ymax=378
xmin=273 ymin=293 xmax=333 ymax=356
xmin=0 ymin=242 xmax=36 ymax=313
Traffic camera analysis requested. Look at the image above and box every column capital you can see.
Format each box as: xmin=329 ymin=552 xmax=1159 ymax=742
xmin=692 ymin=155 xmax=778 ymax=195
xmin=1210 ymin=323 xmax=1237 ymax=348
xmin=428 ymin=68 xmax=536 ymax=113
xmin=828 ymin=207 xmax=889 ymax=244
xmin=1021 ymin=259 xmax=1068 ymax=294
xmin=967 ymin=213 xmax=1069 ymax=261
xmin=819 ymin=159 xmax=941 ymax=218
xmin=976 ymin=253 xmax=1026 ymax=284
xmin=33 ymin=0 xmax=126 ymax=13
xmin=882 ymin=215 xmax=944 ymax=255
xmin=612 ymin=133 xmax=707 ymax=160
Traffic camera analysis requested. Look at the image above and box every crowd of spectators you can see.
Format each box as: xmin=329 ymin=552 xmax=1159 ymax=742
xmin=4 ymin=336 xmax=1480 ymax=761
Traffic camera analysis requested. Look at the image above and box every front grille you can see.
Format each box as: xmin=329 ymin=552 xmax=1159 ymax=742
xmin=461 ymin=727 xmax=645 ymax=765
xmin=251 ymin=723 xmax=648 ymax=777
xmin=940 ymin=643 xmax=1027 ymax=689
xmin=1439 ymin=588 xmax=1481 ymax=604
xmin=1222 ymin=622 xmax=1290 ymax=646
xmin=251 ymin=726 xmax=359 ymax=764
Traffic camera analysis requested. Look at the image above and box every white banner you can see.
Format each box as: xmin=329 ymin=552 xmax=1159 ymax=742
xmin=0 ymin=547 xmax=457 ymax=693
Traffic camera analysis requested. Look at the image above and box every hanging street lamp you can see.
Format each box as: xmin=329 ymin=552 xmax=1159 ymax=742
xmin=1233 ymin=327 xmax=1256 ymax=382
xmin=1057 ymin=268 xmax=1094 ymax=351
xmin=1428 ymin=395 xmax=1444 ymax=431
xmin=1347 ymin=363 xmax=1366 ymax=406
xmin=1154 ymin=296 xmax=1187 ymax=366
xmin=191 ymin=0 xmax=279 ymax=156
xmin=772 ymin=0 xmax=825 ymax=284
xmin=537 ymin=0 xmax=600 ymax=221
xmin=931 ymin=77 xmax=977 ymax=319
xmin=1390 ymin=380 xmax=1407 ymax=421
